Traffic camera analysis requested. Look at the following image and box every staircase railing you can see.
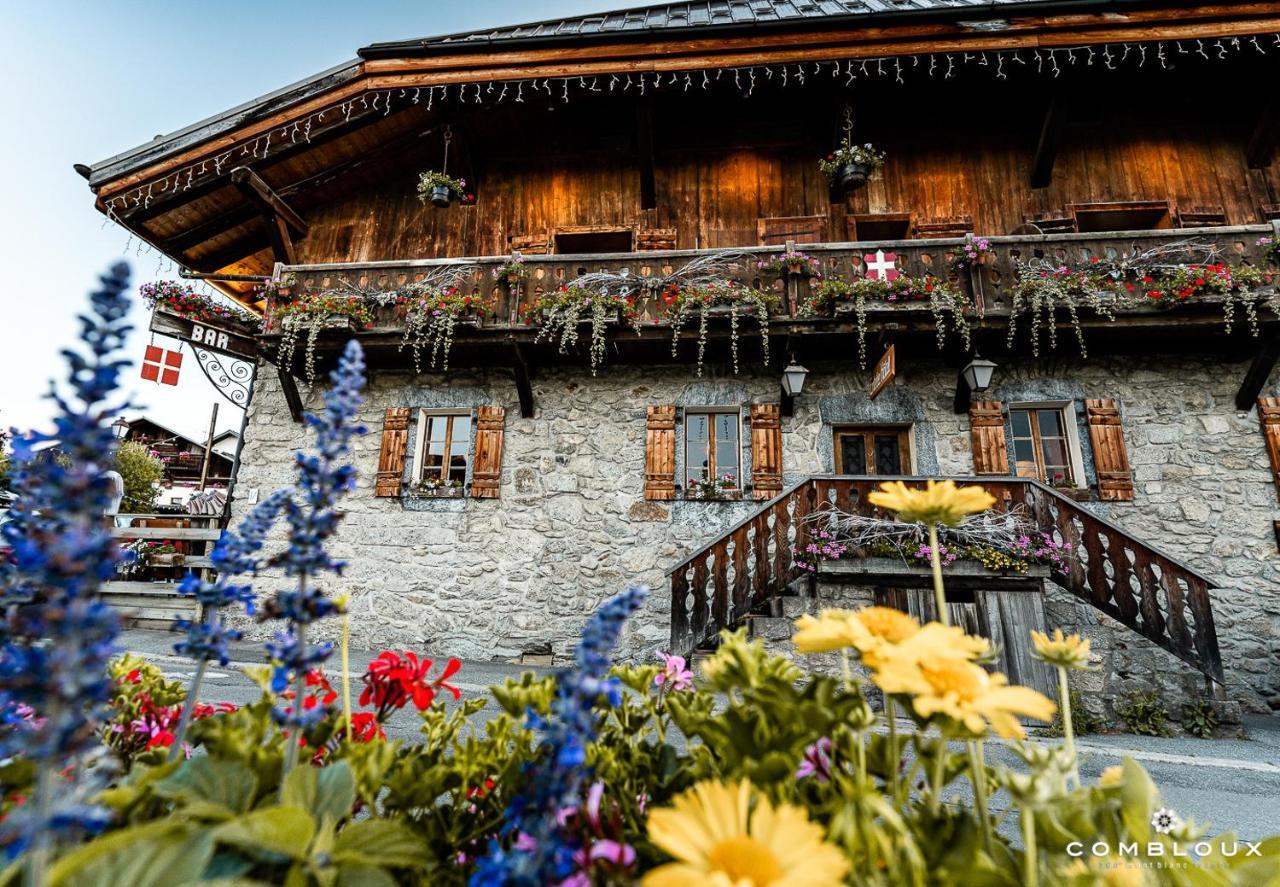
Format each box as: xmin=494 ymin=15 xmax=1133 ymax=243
xmin=666 ymin=475 xmax=1224 ymax=685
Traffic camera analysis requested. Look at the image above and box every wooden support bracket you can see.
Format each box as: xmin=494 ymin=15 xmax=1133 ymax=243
xmin=230 ymin=166 xmax=308 ymax=265
xmin=1030 ymin=93 xmax=1068 ymax=189
xmin=1235 ymin=334 xmax=1280 ymax=410
xmin=277 ymin=365 xmax=304 ymax=424
xmin=508 ymin=337 xmax=535 ymax=418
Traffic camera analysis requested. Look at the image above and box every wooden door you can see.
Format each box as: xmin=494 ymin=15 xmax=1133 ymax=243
xmin=834 ymin=426 xmax=911 ymax=475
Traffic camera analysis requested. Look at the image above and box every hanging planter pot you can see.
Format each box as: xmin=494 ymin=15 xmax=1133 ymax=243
xmin=416 ymin=171 xmax=467 ymax=209
xmin=833 ymin=162 xmax=871 ymax=193
xmin=820 ymin=139 xmax=886 ymax=197
xmin=428 ymin=184 xmax=452 ymax=208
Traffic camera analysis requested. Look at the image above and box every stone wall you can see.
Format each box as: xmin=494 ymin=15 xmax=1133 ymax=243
xmin=229 ymin=351 xmax=1280 ymax=711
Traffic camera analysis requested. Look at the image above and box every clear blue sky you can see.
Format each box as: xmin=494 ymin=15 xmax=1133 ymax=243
xmin=0 ymin=1 xmax=640 ymax=442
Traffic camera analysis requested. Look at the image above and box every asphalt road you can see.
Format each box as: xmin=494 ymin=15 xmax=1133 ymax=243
xmin=121 ymin=630 xmax=1280 ymax=842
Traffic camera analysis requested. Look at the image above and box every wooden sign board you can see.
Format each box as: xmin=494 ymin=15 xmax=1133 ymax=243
xmin=869 ymin=344 xmax=896 ymax=400
xmin=149 ymin=308 xmax=259 ymax=361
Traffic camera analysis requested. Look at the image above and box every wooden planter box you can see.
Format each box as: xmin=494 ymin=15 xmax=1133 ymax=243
xmin=818 ymin=556 xmax=1049 ymax=591
xmin=406 ymin=484 xmax=466 ymax=500
xmin=281 ymin=314 xmax=359 ymax=333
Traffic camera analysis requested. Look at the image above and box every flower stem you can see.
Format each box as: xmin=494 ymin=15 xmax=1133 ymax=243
xmin=168 ymin=659 xmax=208 ymax=763
xmin=928 ymin=524 xmax=949 ymax=626
xmin=1022 ymin=808 xmax=1039 ymax=887
xmin=340 ymin=609 xmax=353 ymax=743
xmin=928 ymin=739 xmax=946 ymax=815
xmin=968 ymin=740 xmax=993 ymax=855
xmin=1058 ymin=666 xmax=1078 ymax=787
xmin=282 ymin=620 xmax=307 ymax=780
xmin=885 ymin=697 xmax=901 ymax=804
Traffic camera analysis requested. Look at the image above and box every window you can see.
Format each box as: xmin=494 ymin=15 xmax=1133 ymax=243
xmin=1010 ymin=405 xmax=1082 ymax=487
xmin=833 ymin=426 xmax=912 ymax=475
xmin=554 ymin=228 xmax=633 ymax=254
xmin=684 ymin=411 xmax=741 ymax=489
xmin=414 ymin=412 xmax=472 ymax=487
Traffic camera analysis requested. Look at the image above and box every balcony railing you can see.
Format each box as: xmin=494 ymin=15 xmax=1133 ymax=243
xmin=272 ymin=224 xmax=1279 ymax=331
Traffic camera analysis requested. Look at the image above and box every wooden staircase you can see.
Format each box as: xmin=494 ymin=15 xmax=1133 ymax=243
xmin=667 ymin=475 xmax=1225 ymax=685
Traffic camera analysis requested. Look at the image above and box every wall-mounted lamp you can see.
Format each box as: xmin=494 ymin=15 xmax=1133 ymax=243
xmin=781 ymin=360 xmax=809 ymax=417
xmin=954 ymin=354 xmax=998 ymax=413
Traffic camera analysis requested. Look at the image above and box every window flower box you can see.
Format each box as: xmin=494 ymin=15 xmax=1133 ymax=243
xmin=406 ymin=480 xmax=466 ymax=500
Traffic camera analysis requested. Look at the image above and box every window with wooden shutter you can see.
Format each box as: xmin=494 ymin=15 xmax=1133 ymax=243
xmin=756 ymin=215 xmax=826 ymax=245
xmin=644 ymin=405 xmax=677 ymax=501
xmin=375 ymin=407 xmax=411 ymax=497
xmin=750 ymin=403 xmax=783 ymax=500
xmin=1085 ymin=399 xmax=1135 ymax=501
xmin=470 ymin=406 xmax=506 ymax=499
xmin=1258 ymin=397 xmax=1280 ymax=500
xmin=969 ymin=401 xmax=1010 ymax=475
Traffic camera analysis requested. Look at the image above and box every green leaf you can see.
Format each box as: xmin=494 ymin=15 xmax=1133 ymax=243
xmin=1118 ymin=757 xmax=1157 ymax=842
xmin=282 ymin=761 xmax=355 ymax=822
xmin=333 ymin=819 xmax=430 ymax=868
xmin=155 ymin=757 xmax=259 ymax=820
xmin=336 ymin=864 xmax=397 ymax=887
xmin=51 ymin=826 xmax=213 ymax=887
xmin=48 ymin=821 xmax=192 ymax=885
xmin=213 ymin=806 xmax=316 ymax=860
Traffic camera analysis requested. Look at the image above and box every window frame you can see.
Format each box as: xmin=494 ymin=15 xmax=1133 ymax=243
xmin=1007 ymin=401 xmax=1087 ymax=489
xmin=832 ymin=425 xmax=915 ymax=475
xmin=411 ymin=409 xmax=475 ymax=490
xmin=682 ymin=408 xmax=743 ymax=493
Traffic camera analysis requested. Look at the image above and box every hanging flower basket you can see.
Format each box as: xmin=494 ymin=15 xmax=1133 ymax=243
xmin=819 ymin=139 xmax=886 ymax=195
xmin=397 ymin=287 xmax=492 ymax=374
xmin=660 ymin=282 xmax=779 ymax=376
xmin=416 ymin=171 xmax=474 ymax=209
xmin=524 ymin=287 xmax=637 ymax=375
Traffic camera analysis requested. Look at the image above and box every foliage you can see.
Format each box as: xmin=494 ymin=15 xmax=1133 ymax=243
xmin=802 ymin=274 xmax=970 ymax=368
xmin=660 ymin=281 xmax=778 ymax=376
xmin=1181 ymin=699 xmax=1220 ymax=739
xmin=138 ymin=280 xmax=257 ymax=328
xmin=113 ymin=441 xmax=163 ymax=514
xmin=267 ymin=294 xmax=376 ymax=386
xmin=1008 ymin=258 xmax=1275 ymax=357
xmin=685 ymin=471 xmax=738 ymax=501
xmin=756 ymin=249 xmax=822 ymax=277
xmin=819 ymin=138 xmax=886 ymax=180
xmin=1114 ymin=688 xmax=1173 ymax=737
xmin=417 ymin=170 xmax=475 ymax=205
xmin=493 ymin=254 xmax=528 ymax=281
xmin=397 ymin=286 xmax=491 ymax=373
xmin=525 ymin=286 xmax=636 ymax=376
xmin=1259 ymin=235 xmax=1280 ymax=266
xmin=1043 ymin=689 xmax=1105 ymax=738
xmin=951 ymin=235 xmax=994 ymax=271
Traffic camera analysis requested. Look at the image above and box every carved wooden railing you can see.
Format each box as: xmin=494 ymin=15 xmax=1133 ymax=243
xmin=273 ymin=223 xmax=1277 ymax=332
xmin=666 ymin=475 xmax=1224 ymax=685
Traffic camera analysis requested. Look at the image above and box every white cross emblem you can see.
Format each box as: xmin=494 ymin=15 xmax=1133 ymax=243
xmin=863 ymin=250 xmax=900 ymax=281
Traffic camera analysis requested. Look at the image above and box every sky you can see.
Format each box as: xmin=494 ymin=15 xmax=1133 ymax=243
xmin=0 ymin=0 xmax=641 ymax=444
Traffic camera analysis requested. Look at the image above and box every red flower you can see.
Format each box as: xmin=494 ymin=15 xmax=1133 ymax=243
xmin=1142 ymin=276 xmax=1153 ymax=284
xmin=1089 ymin=257 xmax=1101 ymax=264
xmin=362 ymin=652 xmax=463 ymax=715
xmin=346 ymin=711 xmax=385 ymax=743
xmin=124 ymin=669 xmax=142 ymax=685
xmin=1194 ymin=278 xmax=1205 ymax=287
xmin=146 ymin=730 xmax=175 ymax=750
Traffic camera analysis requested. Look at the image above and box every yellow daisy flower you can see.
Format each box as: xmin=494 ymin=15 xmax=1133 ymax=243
xmin=865 ymin=622 xmax=992 ymax=685
xmin=903 ymin=658 xmax=1057 ymax=739
xmin=792 ymin=609 xmax=860 ymax=654
xmin=1031 ymin=628 xmax=1094 ymax=671
xmin=867 ymin=479 xmax=996 ymax=526
xmin=1098 ymin=765 xmax=1125 ymax=787
xmin=850 ymin=606 xmax=921 ymax=645
xmin=643 ymin=780 xmax=849 ymax=887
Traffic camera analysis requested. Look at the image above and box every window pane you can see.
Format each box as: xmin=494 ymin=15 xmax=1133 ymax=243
xmin=1037 ymin=410 xmax=1064 ymax=436
xmin=1013 ymin=439 xmax=1036 ymax=463
xmin=688 ymin=441 xmax=710 ymax=482
xmin=427 ymin=417 xmax=448 ymax=442
xmin=1040 ymin=438 xmax=1069 ymax=469
xmin=1011 ymin=410 xmax=1032 ymax=438
xmin=873 ymin=435 xmax=902 ymax=475
xmin=450 ymin=415 xmax=471 ymax=450
xmin=688 ymin=414 xmax=709 ymax=443
xmin=716 ymin=441 xmax=738 ymax=483
xmin=714 ymin=413 xmax=738 ymax=444
xmin=839 ymin=436 xmax=866 ymax=474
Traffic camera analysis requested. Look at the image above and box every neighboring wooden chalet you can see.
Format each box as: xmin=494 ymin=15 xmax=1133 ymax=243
xmin=83 ymin=0 xmax=1280 ymax=716
xmin=119 ymin=416 xmax=235 ymax=509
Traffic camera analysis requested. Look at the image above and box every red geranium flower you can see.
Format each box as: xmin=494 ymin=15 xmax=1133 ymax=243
xmin=361 ymin=652 xmax=463 ymax=717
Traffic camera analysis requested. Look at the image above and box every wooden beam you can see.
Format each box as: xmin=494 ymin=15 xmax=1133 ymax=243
xmin=636 ymin=102 xmax=656 ymax=210
xmin=230 ymin=167 xmax=308 ymax=235
xmin=1247 ymin=97 xmax=1280 ymax=168
xmin=266 ymin=213 xmax=297 ymax=265
xmin=166 ymin=204 xmax=260 ymax=253
xmin=278 ymin=366 xmax=304 ymax=424
xmin=1031 ymin=92 xmax=1068 ymax=188
xmin=509 ymin=338 xmax=535 ymax=418
xmin=1236 ymin=334 xmax=1280 ymax=409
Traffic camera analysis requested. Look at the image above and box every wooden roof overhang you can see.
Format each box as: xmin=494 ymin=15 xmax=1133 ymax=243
xmin=82 ymin=0 xmax=1280 ymax=308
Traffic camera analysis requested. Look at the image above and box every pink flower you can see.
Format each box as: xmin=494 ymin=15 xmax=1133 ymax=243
xmin=797 ymin=736 xmax=833 ymax=782
xmin=589 ymin=840 xmax=637 ymax=867
xmin=654 ymin=652 xmax=694 ymax=692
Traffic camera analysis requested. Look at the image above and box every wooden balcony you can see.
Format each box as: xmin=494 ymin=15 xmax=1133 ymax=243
xmin=106 ymin=514 xmax=223 ymax=628
xmin=667 ymin=475 xmax=1224 ymax=687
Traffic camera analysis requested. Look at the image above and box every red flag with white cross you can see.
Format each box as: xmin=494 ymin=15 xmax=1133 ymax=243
xmin=141 ymin=345 xmax=182 ymax=386
xmin=863 ymin=250 xmax=900 ymax=282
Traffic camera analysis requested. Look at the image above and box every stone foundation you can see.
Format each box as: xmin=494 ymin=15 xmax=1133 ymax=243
xmin=228 ymin=352 xmax=1280 ymax=713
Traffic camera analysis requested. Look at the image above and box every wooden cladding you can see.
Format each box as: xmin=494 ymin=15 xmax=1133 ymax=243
xmin=645 ymin=405 xmax=677 ymax=501
xmin=969 ymin=401 xmax=1010 ymax=476
xmin=750 ymin=403 xmax=783 ymax=501
xmin=1084 ymin=399 xmax=1135 ymax=502
xmin=470 ymin=406 xmax=506 ymax=499
xmin=757 ymin=215 xmax=826 ymax=246
xmin=1258 ymin=397 xmax=1280 ymax=501
xmin=374 ymin=407 xmax=411 ymax=497
xmin=636 ymin=228 xmax=677 ymax=251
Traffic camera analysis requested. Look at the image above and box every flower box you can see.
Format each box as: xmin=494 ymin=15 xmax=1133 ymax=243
xmin=149 ymin=552 xmax=185 ymax=568
xmin=280 ymin=313 xmax=358 ymax=333
xmin=682 ymin=488 xmax=745 ymax=502
xmin=817 ymin=556 xmax=1049 ymax=590
xmin=406 ymin=483 xmax=466 ymax=500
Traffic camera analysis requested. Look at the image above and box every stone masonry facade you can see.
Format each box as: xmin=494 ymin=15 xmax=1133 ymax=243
xmin=229 ymin=352 xmax=1280 ymax=712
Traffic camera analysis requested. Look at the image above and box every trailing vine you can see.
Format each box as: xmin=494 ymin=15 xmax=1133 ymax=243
xmin=397 ymin=287 xmax=489 ymax=373
xmin=268 ymin=295 xmax=376 ymax=385
xmin=661 ymin=282 xmax=778 ymax=376
xmin=803 ymin=275 xmax=969 ymax=368
xmin=525 ymin=286 xmax=635 ymax=375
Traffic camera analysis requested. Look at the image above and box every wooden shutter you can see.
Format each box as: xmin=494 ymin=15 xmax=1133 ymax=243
xmin=375 ymin=408 xmax=411 ymax=497
xmin=470 ymin=406 xmax=506 ymax=499
xmin=969 ymin=401 xmax=1010 ymax=476
xmin=1085 ymin=399 xmax=1134 ymax=501
xmin=636 ymin=228 xmax=677 ymax=251
xmin=750 ymin=403 xmax=783 ymax=501
xmin=1258 ymin=398 xmax=1280 ymax=500
xmin=757 ymin=215 xmax=826 ymax=245
xmin=644 ymin=406 xmax=677 ymax=501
